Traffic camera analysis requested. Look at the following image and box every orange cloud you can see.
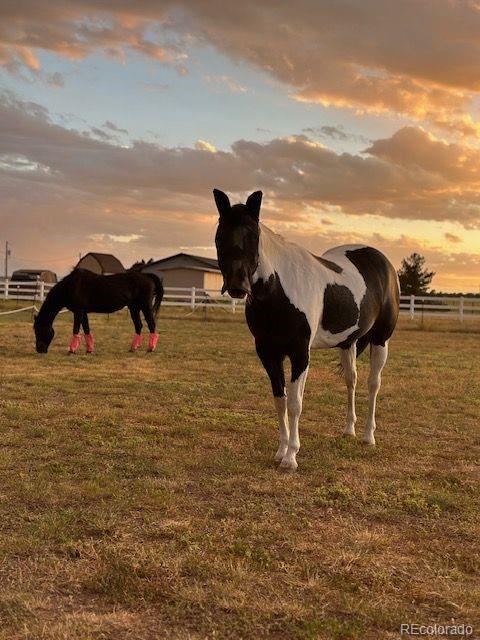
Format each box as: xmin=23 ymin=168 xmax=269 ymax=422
xmin=1 ymin=2 xmax=480 ymax=135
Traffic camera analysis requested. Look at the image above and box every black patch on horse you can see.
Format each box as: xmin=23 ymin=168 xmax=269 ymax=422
xmin=246 ymin=272 xmax=311 ymax=388
xmin=338 ymin=247 xmax=399 ymax=354
xmin=316 ymin=256 xmax=343 ymax=273
xmin=322 ymin=284 xmax=359 ymax=334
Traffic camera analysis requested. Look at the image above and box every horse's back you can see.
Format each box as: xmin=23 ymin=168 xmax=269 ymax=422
xmin=322 ymin=244 xmax=399 ymax=306
xmin=63 ymin=269 xmax=155 ymax=313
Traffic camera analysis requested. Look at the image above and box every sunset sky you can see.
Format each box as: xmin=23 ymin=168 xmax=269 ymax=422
xmin=1 ymin=1 xmax=480 ymax=292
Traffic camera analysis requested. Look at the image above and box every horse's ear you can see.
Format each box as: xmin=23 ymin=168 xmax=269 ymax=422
xmin=246 ymin=191 xmax=262 ymax=220
xmin=213 ymin=189 xmax=231 ymax=218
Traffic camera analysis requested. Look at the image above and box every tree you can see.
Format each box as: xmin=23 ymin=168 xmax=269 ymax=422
xmin=397 ymin=253 xmax=435 ymax=295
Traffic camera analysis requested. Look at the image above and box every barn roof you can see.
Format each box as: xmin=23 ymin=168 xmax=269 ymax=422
xmin=12 ymin=269 xmax=54 ymax=275
xmin=146 ymin=253 xmax=219 ymax=273
xmin=77 ymin=252 xmax=125 ymax=273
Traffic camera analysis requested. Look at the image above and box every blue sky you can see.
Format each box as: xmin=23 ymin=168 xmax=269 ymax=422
xmin=5 ymin=45 xmax=406 ymax=153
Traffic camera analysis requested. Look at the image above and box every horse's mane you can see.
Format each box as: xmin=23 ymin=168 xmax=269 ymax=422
xmin=128 ymin=258 xmax=154 ymax=272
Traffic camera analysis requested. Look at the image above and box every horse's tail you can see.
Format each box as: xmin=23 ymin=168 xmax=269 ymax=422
xmin=355 ymin=333 xmax=372 ymax=358
xmin=335 ymin=333 xmax=371 ymax=376
xmin=148 ymin=273 xmax=164 ymax=318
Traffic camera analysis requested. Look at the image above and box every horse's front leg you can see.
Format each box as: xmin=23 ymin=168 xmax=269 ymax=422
xmin=69 ymin=311 xmax=83 ymax=354
xmin=281 ymin=343 xmax=310 ymax=472
xmin=256 ymin=342 xmax=288 ymax=464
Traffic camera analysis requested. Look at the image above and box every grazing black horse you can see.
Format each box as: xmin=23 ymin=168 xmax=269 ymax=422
xmin=214 ymin=189 xmax=399 ymax=472
xmin=34 ymin=268 xmax=164 ymax=354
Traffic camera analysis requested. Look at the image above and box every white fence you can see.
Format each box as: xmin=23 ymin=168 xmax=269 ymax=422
xmin=0 ymin=280 xmax=479 ymax=320
xmin=0 ymin=280 xmax=243 ymax=313
xmin=399 ymin=295 xmax=480 ymax=321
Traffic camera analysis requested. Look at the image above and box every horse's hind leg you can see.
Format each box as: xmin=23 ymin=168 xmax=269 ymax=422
xmin=340 ymin=343 xmax=357 ymax=437
xmin=142 ymin=306 xmax=158 ymax=352
xmin=129 ymin=306 xmax=143 ymax=351
xmin=364 ymin=342 xmax=389 ymax=445
xmin=82 ymin=313 xmax=94 ymax=354
xmin=68 ymin=312 xmax=83 ymax=354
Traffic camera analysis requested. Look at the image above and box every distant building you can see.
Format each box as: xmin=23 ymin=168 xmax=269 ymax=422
xmin=11 ymin=269 xmax=57 ymax=283
xmin=142 ymin=253 xmax=223 ymax=291
xmin=76 ymin=252 xmax=125 ymax=275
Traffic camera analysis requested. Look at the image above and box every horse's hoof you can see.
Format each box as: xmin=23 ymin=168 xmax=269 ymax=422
xmin=342 ymin=431 xmax=356 ymax=438
xmin=278 ymin=464 xmax=297 ymax=474
xmin=274 ymin=447 xmax=288 ymax=462
xmin=278 ymin=460 xmax=298 ymax=473
xmin=68 ymin=351 xmax=75 ymax=355
xmin=362 ymin=436 xmax=376 ymax=446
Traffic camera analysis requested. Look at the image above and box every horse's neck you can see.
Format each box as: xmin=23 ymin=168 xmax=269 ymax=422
xmin=37 ymin=284 xmax=64 ymax=324
xmin=255 ymin=223 xmax=317 ymax=282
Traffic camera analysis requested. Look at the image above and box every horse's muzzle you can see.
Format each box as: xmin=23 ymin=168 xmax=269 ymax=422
xmin=228 ymin=288 xmax=249 ymax=299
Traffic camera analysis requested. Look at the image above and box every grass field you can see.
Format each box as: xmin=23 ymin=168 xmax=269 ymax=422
xmin=0 ymin=305 xmax=479 ymax=639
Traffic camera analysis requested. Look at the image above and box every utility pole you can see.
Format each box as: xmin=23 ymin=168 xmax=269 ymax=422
xmin=4 ymin=241 xmax=11 ymax=279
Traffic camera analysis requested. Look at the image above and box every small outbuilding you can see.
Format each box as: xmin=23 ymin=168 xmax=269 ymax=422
xmin=141 ymin=253 xmax=223 ymax=291
xmin=11 ymin=269 xmax=57 ymax=283
xmin=76 ymin=252 xmax=125 ymax=275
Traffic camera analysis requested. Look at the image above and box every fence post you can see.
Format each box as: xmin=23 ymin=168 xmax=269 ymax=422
xmin=231 ymin=298 xmax=236 ymax=314
xmin=459 ymin=296 xmax=464 ymax=323
xmin=4 ymin=278 xmax=9 ymax=300
xmin=40 ymin=281 xmax=45 ymax=302
xmin=409 ymin=294 xmax=415 ymax=320
xmin=190 ymin=286 xmax=196 ymax=310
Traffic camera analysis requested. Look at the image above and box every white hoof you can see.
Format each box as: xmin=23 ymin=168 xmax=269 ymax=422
xmin=362 ymin=433 xmax=376 ymax=446
xmin=278 ymin=458 xmax=298 ymax=473
xmin=342 ymin=429 xmax=356 ymax=438
xmin=274 ymin=446 xmax=288 ymax=462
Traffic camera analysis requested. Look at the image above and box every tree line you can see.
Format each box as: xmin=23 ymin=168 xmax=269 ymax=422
xmin=397 ymin=253 xmax=478 ymax=297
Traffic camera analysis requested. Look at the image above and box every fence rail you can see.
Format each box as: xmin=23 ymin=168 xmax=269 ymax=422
xmin=0 ymin=280 xmax=479 ymax=320
xmin=399 ymin=295 xmax=480 ymax=321
xmin=0 ymin=280 xmax=243 ymax=312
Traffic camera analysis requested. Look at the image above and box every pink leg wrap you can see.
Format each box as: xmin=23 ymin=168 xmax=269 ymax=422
xmin=68 ymin=334 xmax=81 ymax=353
xmin=130 ymin=334 xmax=143 ymax=351
xmin=147 ymin=333 xmax=159 ymax=352
xmin=85 ymin=333 xmax=95 ymax=353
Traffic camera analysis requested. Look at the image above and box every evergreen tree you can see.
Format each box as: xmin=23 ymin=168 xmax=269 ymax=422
xmin=397 ymin=253 xmax=435 ymax=295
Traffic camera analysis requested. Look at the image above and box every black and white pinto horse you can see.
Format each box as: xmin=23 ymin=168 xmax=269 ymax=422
xmin=34 ymin=268 xmax=164 ymax=354
xmin=214 ymin=189 xmax=400 ymax=472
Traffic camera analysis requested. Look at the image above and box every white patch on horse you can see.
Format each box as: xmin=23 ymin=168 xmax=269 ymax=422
xmin=279 ymin=366 xmax=309 ymax=472
xmin=340 ymin=342 xmax=357 ymax=437
xmin=254 ymin=225 xmax=367 ymax=349
xmin=273 ymin=396 xmax=289 ymax=462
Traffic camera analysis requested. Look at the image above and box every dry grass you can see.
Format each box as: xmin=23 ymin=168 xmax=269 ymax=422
xmin=0 ymin=305 xmax=479 ymax=639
